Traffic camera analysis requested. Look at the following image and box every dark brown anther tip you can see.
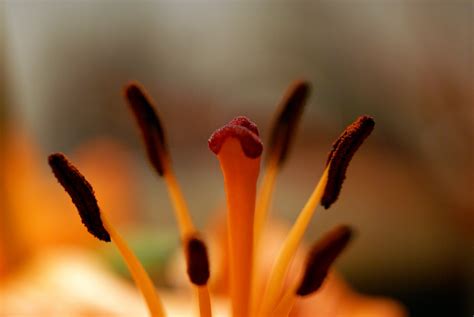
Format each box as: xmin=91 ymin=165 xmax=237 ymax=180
xmin=296 ymin=225 xmax=353 ymax=297
xmin=321 ymin=115 xmax=375 ymax=209
xmin=185 ymin=235 xmax=210 ymax=286
xmin=48 ymin=153 xmax=111 ymax=242
xmin=268 ymin=80 xmax=310 ymax=166
xmin=208 ymin=116 xmax=263 ymax=159
xmin=124 ymin=81 xmax=168 ymax=176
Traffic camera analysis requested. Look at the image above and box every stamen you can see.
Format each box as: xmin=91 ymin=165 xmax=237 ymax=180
xmin=209 ymin=117 xmax=262 ymax=317
xmin=272 ymin=226 xmax=353 ymax=317
xmin=48 ymin=153 xmax=165 ymax=317
xmin=251 ymin=81 xmax=310 ymax=314
xmin=254 ymin=80 xmax=310 ymax=241
xmin=48 ymin=153 xmax=110 ymax=242
xmin=124 ymin=81 xmax=194 ymax=237
xmin=322 ymin=115 xmax=375 ymax=209
xmin=252 ymin=81 xmax=310 ymax=308
xmin=260 ymin=116 xmax=374 ymax=315
xmin=125 ymin=82 xmax=212 ymax=316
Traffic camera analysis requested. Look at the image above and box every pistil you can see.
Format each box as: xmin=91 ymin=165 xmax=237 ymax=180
xmin=209 ymin=117 xmax=262 ymax=317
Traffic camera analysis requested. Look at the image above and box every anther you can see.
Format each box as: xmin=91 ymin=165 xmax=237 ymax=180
xmin=322 ymin=116 xmax=375 ymax=209
xmin=296 ymin=225 xmax=353 ymax=296
xmin=185 ymin=235 xmax=211 ymax=286
xmin=267 ymin=80 xmax=310 ymax=166
xmin=124 ymin=81 xmax=168 ymax=176
xmin=48 ymin=153 xmax=110 ymax=242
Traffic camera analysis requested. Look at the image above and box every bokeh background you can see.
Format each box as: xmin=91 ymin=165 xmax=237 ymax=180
xmin=1 ymin=1 xmax=472 ymax=316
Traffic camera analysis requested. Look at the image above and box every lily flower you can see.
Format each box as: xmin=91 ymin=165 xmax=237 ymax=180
xmin=47 ymin=80 xmax=406 ymax=317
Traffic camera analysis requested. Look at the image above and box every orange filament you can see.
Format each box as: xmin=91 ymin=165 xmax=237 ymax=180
xmin=250 ymin=155 xmax=278 ymax=315
xmin=272 ymin=289 xmax=296 ymax=317
xmin=215 ymin=138 xmax=261 ymax=317
xmin=197 ymin=285 xmax=212 ymax=317
xmin=162 ymin=162 xmax=195 ymax=238
xmin=259 ymin=166 xmax=329 ymax=315
xmin=101 ymin=214 xmax=166 ymax=317
xmin=253 ymin=155 xmax=279 ymax=246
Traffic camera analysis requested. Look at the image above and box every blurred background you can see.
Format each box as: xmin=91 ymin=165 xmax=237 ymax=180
xmin=1 ymin=1 xmax=472 ymax=316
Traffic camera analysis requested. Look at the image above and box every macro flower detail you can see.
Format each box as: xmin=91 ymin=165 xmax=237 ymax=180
xmin=48 ymin=80 xmax=387 ymax=317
